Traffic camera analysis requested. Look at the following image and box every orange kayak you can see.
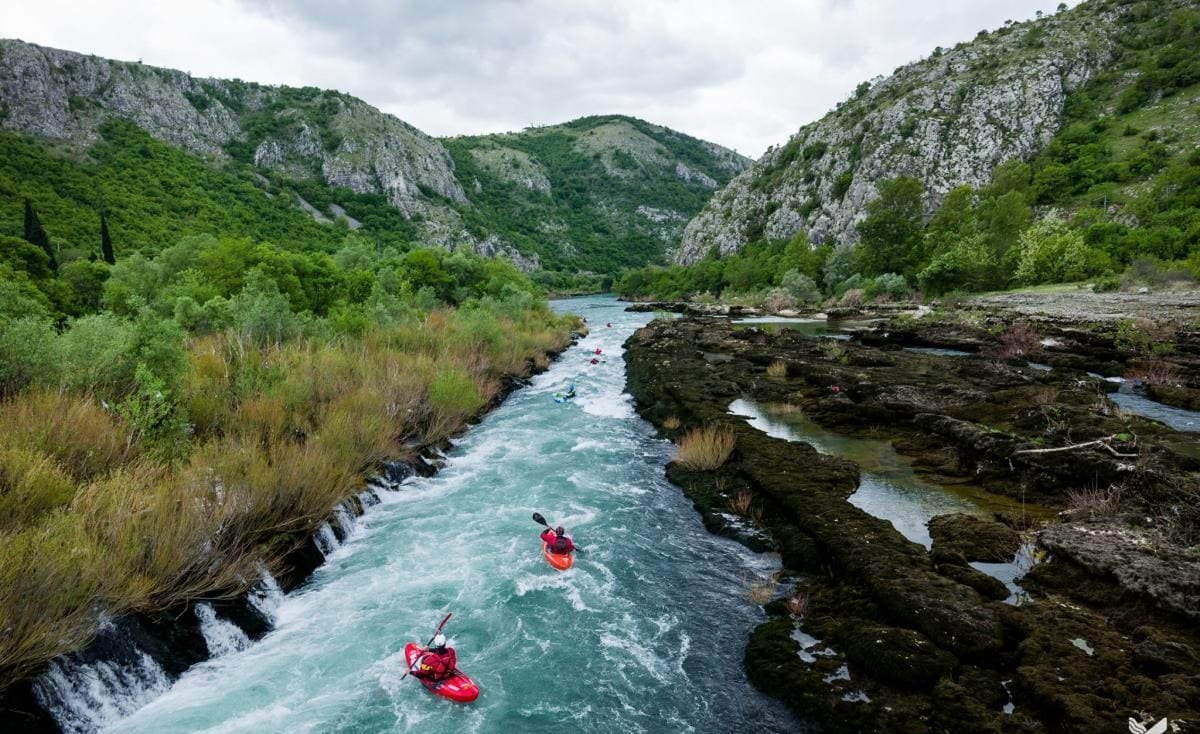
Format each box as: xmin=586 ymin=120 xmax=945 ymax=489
xmin=542 ymin=542 xmax=574 ymax=571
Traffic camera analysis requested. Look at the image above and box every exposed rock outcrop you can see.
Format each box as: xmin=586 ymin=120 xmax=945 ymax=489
xmin=0 ymin=39 xmax=465 ymax=215
xmin=676 ymin=1 xmax=1138 ymax=262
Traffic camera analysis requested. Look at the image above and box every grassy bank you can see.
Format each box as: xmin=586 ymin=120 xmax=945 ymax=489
xmin=0 ymin=304 xmax=574 ymax=688
xmin=0 ymin=220 xmax=578 ymax=689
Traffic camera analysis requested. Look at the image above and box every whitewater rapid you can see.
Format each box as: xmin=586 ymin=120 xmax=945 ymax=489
xmin=100 ymin=297 xmax=798 ymax=733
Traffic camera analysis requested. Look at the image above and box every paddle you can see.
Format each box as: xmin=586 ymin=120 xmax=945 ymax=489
xmin=532 ymin=512 xmax=582 ymax=553
xmin=402 ymin=612 xmax=452 ymax=681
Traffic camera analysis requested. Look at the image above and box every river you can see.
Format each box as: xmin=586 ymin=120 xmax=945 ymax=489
xmin=105 ymin=296 xmax=799 ymax=734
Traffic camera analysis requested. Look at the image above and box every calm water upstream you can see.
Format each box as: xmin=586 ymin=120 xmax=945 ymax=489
xmin=109 ymin=296 xmax=799 ymax=734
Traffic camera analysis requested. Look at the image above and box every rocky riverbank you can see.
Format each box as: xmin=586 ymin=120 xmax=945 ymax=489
xmin=625 ymin=315 xmax=1199 ymax=732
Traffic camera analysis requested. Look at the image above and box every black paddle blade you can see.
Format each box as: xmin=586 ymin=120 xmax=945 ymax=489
xmin=532 ymin=512 xmax=548 ymax=526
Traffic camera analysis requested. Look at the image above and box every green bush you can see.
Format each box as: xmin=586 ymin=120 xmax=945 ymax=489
xmin=1014 ymin=220 xmax=1111 ymax=285
xmin=867 ymin=272 xmax=909 ymax=299
xmin=781 ymin=270 xmax=821 ymax=304
xmin=0 ymin=317 xmax=59 ymax=395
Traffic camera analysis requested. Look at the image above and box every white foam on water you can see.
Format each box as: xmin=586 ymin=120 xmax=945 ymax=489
xmin=246 ymin=570 xmax=284 ymax=624
xmin=790 ymin=627 xmax=836 ymax=664
xmin=823 ymin=664 xmax=851 ymax=683
xmin=196 ymin=604 xmax=251 ymax=658
xmin=314 ymin=522 xmax=339 ymax=557
xmin=37 ymin=650 xmax=171 ymax=734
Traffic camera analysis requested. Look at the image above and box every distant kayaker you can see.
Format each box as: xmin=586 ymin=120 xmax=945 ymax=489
xmin=540 ymin=526 xmax=575 ymax=555
xmin=412 ymin=633 xmax=456 ymax=682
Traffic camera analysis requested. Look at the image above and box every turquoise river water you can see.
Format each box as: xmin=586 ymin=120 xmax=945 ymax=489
xmin=109 ymin=297 xmax=799 ymax=733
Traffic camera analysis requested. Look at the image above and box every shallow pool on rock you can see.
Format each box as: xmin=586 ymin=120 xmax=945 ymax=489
xmin=728 ymin=399 xmax=1048 ymax=601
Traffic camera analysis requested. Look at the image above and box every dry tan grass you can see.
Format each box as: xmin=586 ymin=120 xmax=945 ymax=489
xmin=674 ymin=424 xmax=736 ymax=471
xmin=726 ymin=488 xmax=754 ymax=516
xmin=662 ymin=416 xmax=682 ymax=430
xmin=0 ymin=448 xmax=77 ymax=530
xmin=1066 ymin=484 xmax=1122 ymax=518
xmin=1031 ymin=388 xmax=1059 ymax=407
xmin=784 ymin=593 xmax=809 ymax=617
xmin=0 ymin=391 xmax=134 ymax=481
xmin=767 ymin=360 xmax=788 ymax=378
xmin=744 ymin=571 xmax=781 ymax=605
xmin=1126 ymin=360 xmax=1183 ymax=386
xmin=996 ymin=322 xmax=1040 ymax=359
xmin=767 ymin=402 xmax=803 ymax=415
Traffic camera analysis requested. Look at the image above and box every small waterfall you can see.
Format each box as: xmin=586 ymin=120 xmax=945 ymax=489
xmin=247 ymin=570 xmax=285 ymax=624
xmin=195 ymin=603 xmax=250 ymax=658
xmin=333 ymin=502 xmax=357 ymax=540
xmin=359 ymin=487 xmax=382 ymax=509
xmin=34 ymin=642 xmax=170 ymax=734
xmin=314 ymin=522 xmax=339 ymax=557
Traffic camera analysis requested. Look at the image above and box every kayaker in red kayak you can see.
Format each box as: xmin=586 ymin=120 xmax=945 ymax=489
xmin=412 ymin=633 xmax=456 ymax=682
xmin=540 ymin=526 xmax=575 ymax=555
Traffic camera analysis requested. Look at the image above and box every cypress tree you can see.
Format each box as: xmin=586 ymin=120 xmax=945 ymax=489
xmin=22 ymin=198 xmax=56 ymax=270
xmin=100 ymin=211 xmax=116 ymax=264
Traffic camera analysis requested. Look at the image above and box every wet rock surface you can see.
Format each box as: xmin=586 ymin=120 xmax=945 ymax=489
xmin=929 ymin=513 xmax=1023 ymax=563
xmin=625 ymin=315 xmax=1200 ymax=733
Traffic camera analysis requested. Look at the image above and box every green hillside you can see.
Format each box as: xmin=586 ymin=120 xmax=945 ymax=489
xmin=443 ymin=115 xmax=748 ymax=273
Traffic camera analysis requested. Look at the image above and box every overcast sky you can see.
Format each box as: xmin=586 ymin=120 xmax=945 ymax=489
xmin=5 ymin=0 xmax=1073 ymax=158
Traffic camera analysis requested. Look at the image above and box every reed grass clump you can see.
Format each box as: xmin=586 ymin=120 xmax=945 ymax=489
xmin=744 ymin=571 xmax=781 ymax=605
xmin=674 ymin=424 xmax=736 ymax=471
xmin=767 ymin=359 xmax=788 ymax=378
xmin=662 ymin=416 xmax=682 ymax=430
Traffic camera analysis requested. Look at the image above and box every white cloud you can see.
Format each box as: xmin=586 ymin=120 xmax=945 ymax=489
xmin=3 ymin=0 xmax=1075 ymax=157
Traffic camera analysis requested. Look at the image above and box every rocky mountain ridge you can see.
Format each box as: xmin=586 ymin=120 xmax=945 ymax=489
xmin=0 ymin=39 xmax=746 ymax=273
xmin=677 ymin=0 xmax=1149 ymax=264
xmin=444 ymin=115 xmax=750 ymax=272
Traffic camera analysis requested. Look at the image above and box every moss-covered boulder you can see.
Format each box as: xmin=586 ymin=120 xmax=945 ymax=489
xmin=928 ymin=513 xmax=1022 ymax=563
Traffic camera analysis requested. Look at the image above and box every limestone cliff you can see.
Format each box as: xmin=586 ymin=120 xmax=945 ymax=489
xmin=676 ymin=0 xmax=1141 ymax=263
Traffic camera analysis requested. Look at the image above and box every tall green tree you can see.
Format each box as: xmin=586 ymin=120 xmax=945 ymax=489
xmin=100 ymin=211 xmax=116 ymax=265
xmin=22 ymin=199 xmax=55 ymax=271
xmin=855 ymin=177 xmax=924 ymax=278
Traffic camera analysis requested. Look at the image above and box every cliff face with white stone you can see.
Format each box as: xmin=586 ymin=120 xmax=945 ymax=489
xmin=676 ymin=0 xmax=1130 ymax=264
xmin=0 ymin=39 xmax=465 ymax=214
xmin=0 ymin=41 xmax=747 ymax=272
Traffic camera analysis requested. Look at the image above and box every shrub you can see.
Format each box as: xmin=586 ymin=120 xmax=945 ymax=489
xmin=674 ymin=424 xmax=736 ymax=471
xmin=1014 ymin=220 xmax=1111 ymax=285
xmin=0 ymin=317 xmax=58 ymax=395
xmin=867 ymin=272 xmax=909 ymax=300
xmin=781 ymin=270 xmax=821 ymax=304
xmin=839 ymin=288 xmax=866 ymax=308
xmin=1092 ymin=274 xmax=1121 ymax=292
xmin=761 ymin=287 xmax=795 ymax=314
xmin=995 ymin=322 xmax=1041 ymax=358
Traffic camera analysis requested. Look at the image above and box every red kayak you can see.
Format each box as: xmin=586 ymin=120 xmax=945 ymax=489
xmin=542 ymin=542 xmax=574 ymax=571
xmin=403 ymin=643 xmax=479 ymax=703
